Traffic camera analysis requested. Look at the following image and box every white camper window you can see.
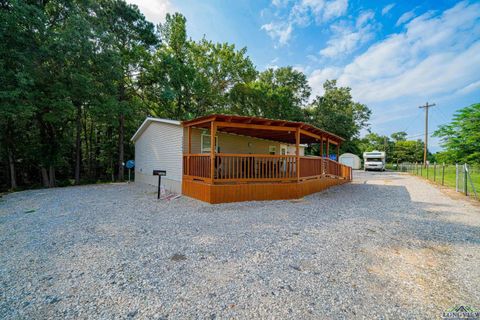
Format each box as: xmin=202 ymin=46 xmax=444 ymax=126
xmin=269 ymin=146 xmax=276 ymax=155
xmin=201 ymin=133 xmax=218 ymax=153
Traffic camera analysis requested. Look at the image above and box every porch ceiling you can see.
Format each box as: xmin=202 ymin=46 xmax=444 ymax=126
xmin=182 ymin=114 xmax=344 ymax=145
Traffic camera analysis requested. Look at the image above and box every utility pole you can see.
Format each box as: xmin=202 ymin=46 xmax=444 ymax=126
xmin=419 ymin=102 xmax=435 ymax=167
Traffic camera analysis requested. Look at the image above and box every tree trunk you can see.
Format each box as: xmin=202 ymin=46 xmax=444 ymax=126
xmin=117 ymin=113 xmax=125 ymax=181
xmin=49 ymin=165 xmax=55 ymax=187
xmin=88 ymin=119 xmax=94 ymax=179
xmin=7 ymin=148 xmax=17 ymax=189
xmin=75 ymin=103 xmax=82 ymax=184
xmin=41 ymin=167 xmax=49 ymax=187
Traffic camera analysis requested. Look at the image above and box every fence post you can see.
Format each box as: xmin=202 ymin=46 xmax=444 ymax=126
xmin=426 ymin=162 xmax=429 ymax=179
xmin=466 ymin=164 xmax=477 ymax=199
xmin=434 ymin=162 xmax=436 ymax=182
xmin=464 ymin=163 xmax=468 ymax=196
xmin=455 ymin=164 xmax=458 ymax=192
xmin=442 ymin=163 xmax=445 ymax=186
xmin=421 ymin=163 xmax=423 ymax=176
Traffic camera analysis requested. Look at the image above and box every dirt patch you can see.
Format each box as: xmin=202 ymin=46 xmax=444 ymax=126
xmin=365 ymin=244 xmax=459 ymax=308
xmin=170 ymin=253 xmax=187 ymax=262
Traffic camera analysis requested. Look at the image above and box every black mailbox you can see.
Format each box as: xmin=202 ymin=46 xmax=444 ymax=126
xmin=153 ymin=170 xmax=167 ymax=199
xmin=153 ymin=170 xmax=166 ymax=176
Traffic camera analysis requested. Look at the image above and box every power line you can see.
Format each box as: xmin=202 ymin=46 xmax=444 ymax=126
xmin=406 ymin=131 xmax=436 ymax=139
xmin=402 ymin=109 xmax=423 ymax=134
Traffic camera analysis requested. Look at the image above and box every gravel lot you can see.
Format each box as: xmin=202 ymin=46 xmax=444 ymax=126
xmin=1 ymin=171 xmax=479 ymax=319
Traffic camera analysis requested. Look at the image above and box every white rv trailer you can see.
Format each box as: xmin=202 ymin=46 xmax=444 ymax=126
xmin=363 ymin=151 xmax=386 ymax=171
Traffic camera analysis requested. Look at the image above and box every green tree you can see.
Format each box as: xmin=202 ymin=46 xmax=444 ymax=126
xmin=96 ymin=0 xmax=157 ymax=181
xmin=0 ymin=0 xmax=42 ymax=189
xmin=142 ymin=13 xmax=256 ymax=120
xmin=229 ymin=67 xmax=310 ymax=121
xmin=390 ymin=140 xmax=424 ymax=163
xmin=305 ymin=80 xmax=371 ymax=153
xmin=391 ymin=131 xmax=407 ymax=142
xmin=433 ymin=103 xmax=480 ymax=164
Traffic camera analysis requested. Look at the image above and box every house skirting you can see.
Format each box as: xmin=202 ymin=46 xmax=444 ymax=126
xmin=135 ymin=171 xmax=182 ymax=194
xmin=182 ymin=176 xmax=349 ymax=204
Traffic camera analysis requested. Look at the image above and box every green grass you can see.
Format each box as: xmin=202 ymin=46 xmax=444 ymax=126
xmin=394 ymin=163 xmax=480 ymax=199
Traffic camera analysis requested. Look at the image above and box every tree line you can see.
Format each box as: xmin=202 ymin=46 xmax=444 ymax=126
xmin=1 ymin=0 xmax=373 ymax=191
xmin=358 ymin=103 xmax=480 ymax=166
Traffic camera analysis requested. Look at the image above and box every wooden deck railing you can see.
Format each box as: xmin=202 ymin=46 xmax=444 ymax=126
xmin=299 ymin=157 xmax=323 ymax=178
xmin=183 ymin=153 xmax=352 ymax=182
xmin=215 ymin=154 xmax=297 ymax=181
xmin=183 ymin=154 xmax=211 ymax=178
xmin=324 ymin=158 xmax=352 ymax=180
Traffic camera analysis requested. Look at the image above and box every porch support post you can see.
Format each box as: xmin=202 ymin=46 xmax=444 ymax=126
xmin=187 ymin=126 xmax=191 ymax=175
xmin=296 ymin=128 xmax=300 ymax=181
xmin=326 ymin=139 xmax=330 ymax=160
xmin=320 ymin=135 xmax=324 ymax=157
xmin=210 ymin=121 xmax=216 ymax=183
xmin=336 ymin=143 xmax=340 ymax=162
xmin=320 ymin=135 xmax=324 ymax=175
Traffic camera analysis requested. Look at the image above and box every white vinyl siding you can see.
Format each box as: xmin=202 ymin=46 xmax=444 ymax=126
xmin=134 ymin=122 xmax=183 ymax=193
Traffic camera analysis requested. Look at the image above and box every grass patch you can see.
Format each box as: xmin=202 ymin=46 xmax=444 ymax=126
xmin=395 ymin=163 xmax=480 ymax=198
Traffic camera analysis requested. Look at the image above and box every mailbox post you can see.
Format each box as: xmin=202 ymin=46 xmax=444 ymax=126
xmin=126 ymin=160 xmax=135 ymax=183
xmin=153 ymin=170 xmax=167 ymax=199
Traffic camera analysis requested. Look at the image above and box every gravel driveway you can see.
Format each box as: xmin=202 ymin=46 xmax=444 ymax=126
xmin=1 ymin=171 xmax=479 ymax=319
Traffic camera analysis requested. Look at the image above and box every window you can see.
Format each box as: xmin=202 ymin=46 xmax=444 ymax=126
xmin=269 ymin=145 xmax=276 ymax=155
xmin=201 ymin=133 xmax=218 ymax=153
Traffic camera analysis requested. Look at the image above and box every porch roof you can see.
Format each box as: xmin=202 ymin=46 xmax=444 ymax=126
xmin=182 ymin=114 xmax=344 ymax=145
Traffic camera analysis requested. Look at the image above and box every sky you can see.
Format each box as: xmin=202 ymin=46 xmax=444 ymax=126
xmin=126 ymin=0 xmax=480 ymax=152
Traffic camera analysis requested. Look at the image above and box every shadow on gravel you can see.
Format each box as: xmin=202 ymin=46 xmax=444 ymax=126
xmin=341 ymin=182 xmax=479 ymax=245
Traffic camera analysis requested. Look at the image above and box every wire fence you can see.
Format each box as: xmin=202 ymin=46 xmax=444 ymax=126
xmin=392 ymin=162 xmax=479 ymax=200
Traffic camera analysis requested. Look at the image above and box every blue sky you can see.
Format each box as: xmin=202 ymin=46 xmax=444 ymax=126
xmin=127 ymin=0 xmax=480 ymax=151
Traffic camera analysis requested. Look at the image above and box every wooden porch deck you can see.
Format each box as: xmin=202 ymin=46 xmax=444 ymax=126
xmin=181 ymin=114 xmax=352 ymax=204
xmin=182 ymin=154 xmax=352 ymax=203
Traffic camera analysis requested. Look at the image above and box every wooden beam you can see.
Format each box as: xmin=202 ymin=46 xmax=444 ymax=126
xmin=320 ymin=135 xmax=324 ymax=157
xmin=187 ymin=126 xmax=191 ymax=175
xmin=296 ymin=128 xmax=300 ymax=181
xmin=300 ymin=128 xmax=322 ymax=141
xmin=215 ymin=121 xmax=296 ymax=132
xmin=210 ymin=121 xmax=216 ymax=183
xmin=183 ymin=116 xmax=216 ymax=128
xmin=187 ymin=127 xmax=192 ymax=154
xmin=328 ymin=139 xmax=339 ymax=146
xmin=336 ymin=144 xmax=340 ymax=162
xmin=326 ymin=139 xmax=330 ymax=159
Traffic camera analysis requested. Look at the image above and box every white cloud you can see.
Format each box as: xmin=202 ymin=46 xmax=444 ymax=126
xmin=262 ymin=0 xmax=349 ymax=45
xmin=395 ymin=10 xmax=416 ymax=26
xmin=308 ymin=67 xmax=342 ymax=96
xmin=272 ymin=0 xmax=290 ymax=7
xmin=308 ymin=1 xmax=480 ymax=105
xmin=126 ymin=0 xmax=175 ymax=24
xmin=319 ymin=10 xmax=375 ymax=58
xmin=291 ymin=0 xmax=348 ymax=25
xmin=356 ymin=10 xmax=375 ymax=28
xmin=381 ymin=3 xmax=395 ymax=16
xmin=261 ymin=22 xmax=293 ymax=46
xmin=323 ymin=0 xmax=348 ymax=21
xmin=455 ymin=80 xmax=480 ymax=95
